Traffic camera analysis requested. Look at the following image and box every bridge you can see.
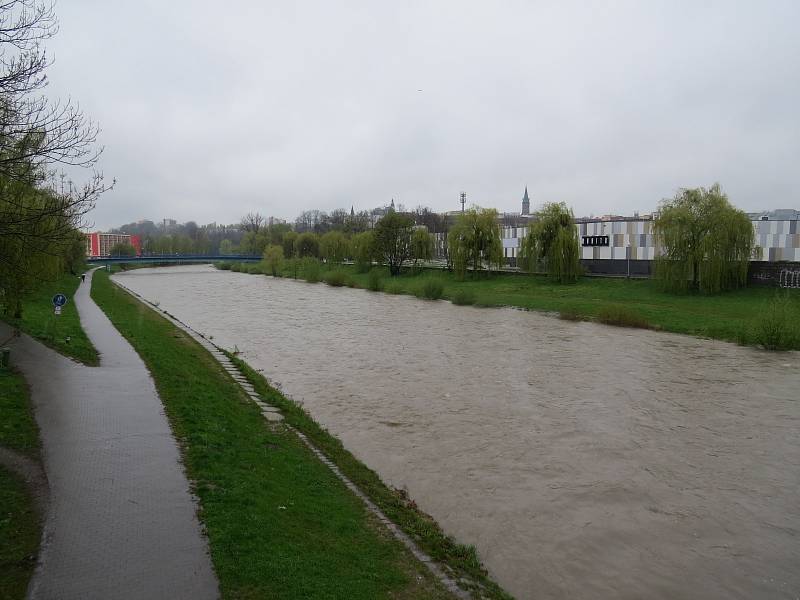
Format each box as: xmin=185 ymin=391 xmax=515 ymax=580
xmin=86 ymin=254 xmax=261 ymax=265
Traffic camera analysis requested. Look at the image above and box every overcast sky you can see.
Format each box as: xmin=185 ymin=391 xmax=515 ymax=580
xmin=45 ymin=1 xmax=800 ymax=230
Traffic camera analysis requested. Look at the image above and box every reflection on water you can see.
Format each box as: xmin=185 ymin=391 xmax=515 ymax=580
xmin=115 ymin=265 xmax=800 ymax=600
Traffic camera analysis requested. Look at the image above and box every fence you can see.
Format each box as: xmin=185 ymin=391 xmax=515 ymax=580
xmin=779 ymin=269 xmax=800 ymax=289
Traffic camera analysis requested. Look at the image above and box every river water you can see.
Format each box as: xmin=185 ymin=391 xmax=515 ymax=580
xmin=114 ymin=265 xmax=800 ymax=600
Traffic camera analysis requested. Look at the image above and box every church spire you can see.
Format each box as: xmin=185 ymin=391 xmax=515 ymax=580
xmin=522 ymin=186 xmax=530 ymax=215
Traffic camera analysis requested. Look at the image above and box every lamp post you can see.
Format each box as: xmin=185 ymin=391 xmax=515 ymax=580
xmin=627 ymin=243 xmax=631 ymax=278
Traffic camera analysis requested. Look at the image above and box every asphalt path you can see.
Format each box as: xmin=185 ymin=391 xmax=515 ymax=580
xmin=0 ymin=269 xmax=218 ymax=600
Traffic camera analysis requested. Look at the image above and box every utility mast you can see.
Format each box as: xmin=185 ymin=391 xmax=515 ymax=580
xmin=460 ymin=191 xmax=466 ymax=214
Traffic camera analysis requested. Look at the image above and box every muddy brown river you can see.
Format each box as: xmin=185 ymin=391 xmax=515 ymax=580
xmin=114 ymin=265 xmax=800 ymax=599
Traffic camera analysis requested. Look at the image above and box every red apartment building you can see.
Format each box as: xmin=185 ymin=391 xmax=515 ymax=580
xmin=85 ymin=232 xmax=142 ymax=257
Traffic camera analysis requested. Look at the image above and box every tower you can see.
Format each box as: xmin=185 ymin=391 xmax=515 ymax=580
xmin=522 ymin=186 xmax=530 ymax=215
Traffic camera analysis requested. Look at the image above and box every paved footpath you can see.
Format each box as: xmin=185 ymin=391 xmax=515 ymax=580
xmin=0 ymin=269 xmax=218 ymax=600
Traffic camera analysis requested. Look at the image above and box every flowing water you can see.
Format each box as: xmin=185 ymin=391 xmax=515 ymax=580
xmin=114 ymin=265 xmax=800 ymax=600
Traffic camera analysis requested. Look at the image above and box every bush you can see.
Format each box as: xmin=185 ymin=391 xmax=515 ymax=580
xmin=215 ymin=262 xmax=232 ymax=270
xmin=323 ymin=271 xmax=350 ymax=287
xmin=597 ymin=304 xmax=650 ymax=329
xmin=417 ymin=279 xmax=444 ymax=300
xmin=450 ymin=289 xmax=475 ymax=306
xmin=366 ymin=268 xmax=384 ymax=292
xmin=230 ymin=263 xmax=242 ymax=272
xmin=747 ymin=294 xmax=800 ymax=351
xmin=300 ymin=257 xmax=321 ymax=283
xmin=384 ymin=281 xmax=403 ymax=295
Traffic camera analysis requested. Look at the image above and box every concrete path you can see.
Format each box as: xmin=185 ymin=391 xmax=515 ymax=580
xmin=0 ymin=269 xmax=218 ymax=600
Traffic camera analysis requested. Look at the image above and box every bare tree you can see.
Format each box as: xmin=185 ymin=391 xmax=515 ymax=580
xmin=0 ymin=1 xmax=110 ymax=312
xmin=240 ymin=211 xmax=264 ymax=233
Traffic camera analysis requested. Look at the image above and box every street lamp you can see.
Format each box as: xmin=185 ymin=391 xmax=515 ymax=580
xmin=627 ymin=243 xmax=631 ymax=278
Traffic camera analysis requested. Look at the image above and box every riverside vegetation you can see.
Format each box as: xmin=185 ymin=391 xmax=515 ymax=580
xmin=217 ymin=260 xmax=800 ymax=351
xmin=93 ymin=269 xmax=510 ymax=599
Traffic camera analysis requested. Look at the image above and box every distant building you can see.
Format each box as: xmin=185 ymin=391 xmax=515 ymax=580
xmin=85 ymin=232 xmax=142 ymax=257
xmin=521 ymin=186 xmax=530 ymax=215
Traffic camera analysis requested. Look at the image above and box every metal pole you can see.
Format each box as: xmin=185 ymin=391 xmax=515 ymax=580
xmin=627 ymin=244 xmax=631 ymax=278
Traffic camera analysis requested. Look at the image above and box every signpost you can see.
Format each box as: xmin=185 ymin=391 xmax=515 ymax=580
xmin=50 ymin=293 xmax=67 ymax=341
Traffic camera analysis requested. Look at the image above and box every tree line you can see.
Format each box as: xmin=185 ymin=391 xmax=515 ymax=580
xmin=0 ymin=1 xmax=109 ymax=317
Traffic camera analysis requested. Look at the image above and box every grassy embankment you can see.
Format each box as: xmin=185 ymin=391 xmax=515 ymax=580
xmin=0 ymin=370 xmax=42 ymax=598
xmin=1 ymin=270 xmax=97 ymax=365
xmin=92 ymin=270 xmax=505 ymax=599
xmin=220 ymin=260 xmax=800 ymax=350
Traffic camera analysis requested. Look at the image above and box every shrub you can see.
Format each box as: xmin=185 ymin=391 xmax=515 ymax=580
xmin=450 ymin=289 xmax=475 ymax=306
xmin=230 ymin=263 xmax=242 ymax=272
xmin=323 ymin=270 xmax=350 ymax=287
xmin=215 ymin=262 xmax=232 ymax=270
xmin=262 ymin=244 xmax=284 ymax=276
xmin=417 ymin=279 xmax=444 ymax=300
xmin=384 ymin=281 xmax=403 ymax=295
xmin=748 ymin=294 xmax=800 ymax=351
xmin=597 ymin=304 xmax=650 ymax=329
xmin=300 ymin=257 xmax=321 ymax=283
xmin=366 ymin=268 xmax=384 ymax=292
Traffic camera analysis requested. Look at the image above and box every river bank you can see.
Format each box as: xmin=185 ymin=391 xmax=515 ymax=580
xmin=115 ymin=264 xmax=800 ymax=599
xmin=218 ymin=260 xmax=800 ymax=350
xmin=93 ymin=269 xmax=507 ymax=599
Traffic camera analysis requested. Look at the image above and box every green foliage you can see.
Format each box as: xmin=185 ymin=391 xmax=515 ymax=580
xmin=411 ymin=228 xmax=434 ymax=268
xmin=282 ymin=231 xmax=298 ymax=258
xmin=261 ymin=244 xmax=283 ymax=276
xmin=742 ymin=294 xmax=800 ymax=350
xmin=384 ymin=280 xmax=404 ymax=294
xmin=374 ymin=209 xmax=414 ymax=276
xmin=654 ymin=184 xmax=753 ymax=294
xmin=520 ymin=202 xmax=581 ymax=283
xmin=299 ymin=257 xmax=322 ymax=282
xmin=323 ymin=270 xmax=350 ymax=287
xmin=218 ymin=239 xmax=235 ymax=255
xmin=450 ymin=289 xmax=476 ymax=306
xmin=215 ymin=261 xmax=233 ymax=270
xmin=294 ymin=232 xmax=320 ymax=258
xmin=597 ymin=304 xmax=651 ymax=329
xmin=351 ymin=231 xmax=376 ymax=273
xmin=366 ymin=268 xmax=384 ymax=291
xmin=319 ymin=230 xmax=349 ymax=264
xmin=416 ymin=279 xmax=444 ymax=300
xmin=446 ymin=207 xmax=502 ymax=279
xmin=108 ymin=242 xmax=136 ymax=256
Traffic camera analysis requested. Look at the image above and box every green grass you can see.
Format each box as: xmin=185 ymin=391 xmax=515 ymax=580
xmin=0 ymin=369 xmax=41 ymax=599
xmin=228 ymin=355 xmax=512 ymax=600
xmin=91 ymin=270 xmax=458 ymax=600
xmin=0 ymin=466 xmax=40 ymax=599
xmin=0 ymin=370 xmax=39 ymax=457
xmin=1 ymin=270 xmax=98 ymax=365
xmin=222 ymin=262 xmax=800 ymax=349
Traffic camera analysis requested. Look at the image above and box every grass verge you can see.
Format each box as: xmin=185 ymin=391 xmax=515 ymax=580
xmin=91 ymin=269 xmax=462 ymax=600
xmin=1 ymin=270 xmax=98 ymax=365
xmin=0 ymin=466 xmax=40 ymax=599
xmin=219 ymin=262 xmax=800 ymax=350
xmin=0 ymin=368 xmax=41 ymax=599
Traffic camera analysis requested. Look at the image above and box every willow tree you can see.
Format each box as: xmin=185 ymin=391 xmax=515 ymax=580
xmin=519 ymin=202 xmax=581 ymax=283
xmin=654 ymin=184 xmax=753 ymax=294
xmin=446 ymin=207 xmax=502 ymax=279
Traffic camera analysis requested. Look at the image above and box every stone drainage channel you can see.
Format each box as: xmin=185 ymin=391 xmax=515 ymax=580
xmin=111 ymin=278 xmax=473 ymax=599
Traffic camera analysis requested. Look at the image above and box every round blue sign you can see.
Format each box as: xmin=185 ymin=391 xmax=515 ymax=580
xmin=52 ymin=293 xmax=67 ymax=307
